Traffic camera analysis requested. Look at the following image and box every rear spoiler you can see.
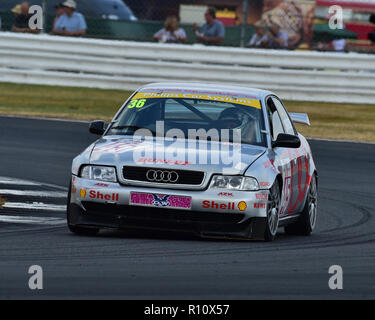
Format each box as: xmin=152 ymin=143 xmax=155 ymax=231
xmin=289 ymin=113 xmax=310 ymax=126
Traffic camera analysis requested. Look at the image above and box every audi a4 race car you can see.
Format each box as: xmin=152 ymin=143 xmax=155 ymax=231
xmin=67 ymin=83 xmax=318 ymax=241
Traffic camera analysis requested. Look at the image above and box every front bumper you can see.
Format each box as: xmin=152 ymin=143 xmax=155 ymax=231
xmin=69 ymin=177 xmax=269 ymax=239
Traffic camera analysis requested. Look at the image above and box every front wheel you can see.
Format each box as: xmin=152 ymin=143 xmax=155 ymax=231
xmin=264 ymin=181 xmax=281 ymax=241
xmin=284 ymin=174 xmax=318 ymax=236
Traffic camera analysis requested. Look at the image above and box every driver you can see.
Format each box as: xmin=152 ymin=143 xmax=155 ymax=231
xmin=218 ymin=108 xmax=257 ymax=143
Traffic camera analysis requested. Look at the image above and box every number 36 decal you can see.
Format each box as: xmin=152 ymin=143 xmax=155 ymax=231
xmin=128 ymin=99 xmax=146 ymax=109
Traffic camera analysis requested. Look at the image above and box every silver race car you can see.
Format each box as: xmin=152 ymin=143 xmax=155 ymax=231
xmin=68 ymin=83 xmax=318 ymax=241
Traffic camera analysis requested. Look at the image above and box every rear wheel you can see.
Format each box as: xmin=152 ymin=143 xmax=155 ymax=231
xmin=264 ymin=181 xmax=281 ymax=241
xmin=66 ymin=181 xmax=100 ymax=236
xmin=284 ymin=174 xmax=318 ymax=236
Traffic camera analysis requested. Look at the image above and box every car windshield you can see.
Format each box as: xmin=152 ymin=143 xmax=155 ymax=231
xmin=107 ymin=92 xmax=267 ymax=146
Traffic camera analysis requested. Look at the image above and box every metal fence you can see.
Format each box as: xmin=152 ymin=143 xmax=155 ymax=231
xmin=1 ymin=32 xmax=375 ymax=104
xmin=1 ymin=0 xmax=374 ymax=52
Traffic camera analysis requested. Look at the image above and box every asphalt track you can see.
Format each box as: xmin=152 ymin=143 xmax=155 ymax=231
xmin=0 ymin=116 xmax=374 ymax=299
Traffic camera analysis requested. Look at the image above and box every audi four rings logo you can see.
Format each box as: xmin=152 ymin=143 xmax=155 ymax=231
xmin=146 ymin=170 xmax=179 ymax=183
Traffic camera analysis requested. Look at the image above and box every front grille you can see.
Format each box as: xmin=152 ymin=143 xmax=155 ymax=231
xmin=122 ymin=166 xmax=205 ymax=185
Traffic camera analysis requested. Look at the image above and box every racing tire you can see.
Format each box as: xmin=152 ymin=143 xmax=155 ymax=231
xmin=264 ymin=180 xmax=281 ymax=241
xmin=284 ymin=174 xmax=318 ymax=236
xmin=66 ymin=181 xmax=100 ymax=237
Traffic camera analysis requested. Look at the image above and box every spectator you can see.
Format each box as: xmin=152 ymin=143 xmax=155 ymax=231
xmin=7 ymin=4 xmax=21 ymax=32
xmin=11 ymin=4 xmax=22 ymax=17
xmin=12 ymin=2 xmax=39 ymax=34
xmin=153 ymin=16 xmax=186 ymax=43
xmin=331 ymin=24 xmax=346 ymax=52
xmin=194 ymin=7 xmax=225 ymax=45
xmin=52 ymin=0 xmax=87 ymax=37
xmin=331 ymin=39 xmax=346 ymax=52
xmin=53 ymin=3 xmax=65 ymax=29
xmin=248 ymin=21 xmax=268 ymax=48
xmin=265 ymin=21 xmax=288 ymax=49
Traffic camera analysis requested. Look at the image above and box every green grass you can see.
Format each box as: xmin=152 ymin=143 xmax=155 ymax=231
xmin=286 ymin=101 xmax=375 ymax=142
xmin=0 ymin=82 xmax=131 ymax=121
xmin=0 ymin=82 xmax=374 ymax=142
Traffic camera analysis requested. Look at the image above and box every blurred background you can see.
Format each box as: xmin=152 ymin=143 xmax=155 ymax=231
xmin=1 ymin=0 xmax=375 ymax=52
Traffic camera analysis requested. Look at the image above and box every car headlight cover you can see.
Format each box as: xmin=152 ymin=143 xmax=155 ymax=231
xmin=209 ymin=175 xmax=259 ymax=191
xmin=80 ymin=165 xmax=117 ymax=182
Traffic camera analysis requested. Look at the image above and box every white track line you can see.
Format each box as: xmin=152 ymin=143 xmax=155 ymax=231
xmin=0 ymin=176 xmax=67 ymax=191
xmin=0 ymin=189 xmax=67 ymax=197
xmin=0 ymin=177 xmax=41 ymax=186
xmin=2 ymin=202 xmax=66 ymax=211
xmin=0 ymin=215 xmax=65 ymax=225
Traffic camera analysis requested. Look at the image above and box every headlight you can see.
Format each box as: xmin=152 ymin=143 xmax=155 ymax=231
xmin=209 ymin=175 xmax=259 ymax=191
xmin=80 ymin=165 xmax=117 ymax=182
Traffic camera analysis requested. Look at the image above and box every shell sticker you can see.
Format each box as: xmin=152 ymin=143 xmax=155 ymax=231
xmin=237 ymin=201 xmax=247 ymax=211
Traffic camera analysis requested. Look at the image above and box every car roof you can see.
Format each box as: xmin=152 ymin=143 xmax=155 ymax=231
xmin=139 ymin=82 xmax=275 ymax=101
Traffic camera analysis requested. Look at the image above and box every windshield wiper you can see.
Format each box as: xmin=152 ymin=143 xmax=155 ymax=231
xmin=110 ymin=125 xmax=156 ymax=136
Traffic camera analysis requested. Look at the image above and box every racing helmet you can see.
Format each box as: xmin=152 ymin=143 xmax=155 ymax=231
xmin=217 ymin=108 xmax=257 ymax=142
xmin=218 ymin=108 xmax=254 ymax=129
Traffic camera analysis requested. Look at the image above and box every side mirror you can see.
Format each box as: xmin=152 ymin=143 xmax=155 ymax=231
xmin=89 ymin=120 xmax=105 ymax=135
xmin=272 ymin=133 xmax=301 ymax=149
